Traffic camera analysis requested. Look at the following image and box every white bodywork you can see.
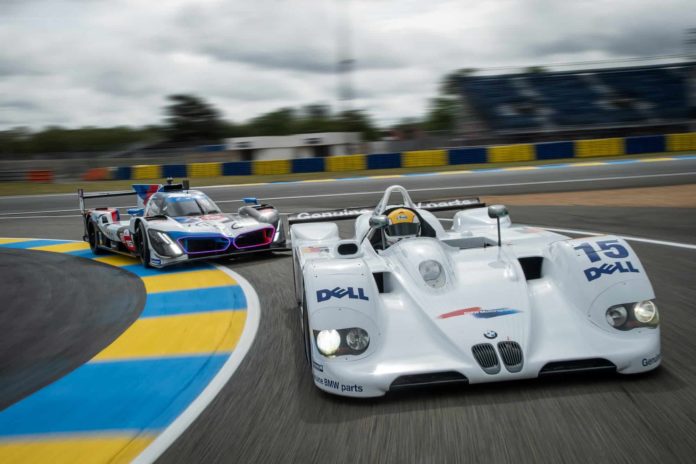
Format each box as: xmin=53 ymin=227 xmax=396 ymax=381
xmin=290 ymin=185 xmax=661 ymax=397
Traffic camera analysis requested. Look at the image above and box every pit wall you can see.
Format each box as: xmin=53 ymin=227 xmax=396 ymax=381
xmin=28 ymin=132 xmax=696 ymax=182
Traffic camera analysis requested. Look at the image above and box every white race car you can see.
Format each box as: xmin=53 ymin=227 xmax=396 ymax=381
xmin=289 ymin=185 xmax=661 ymax=397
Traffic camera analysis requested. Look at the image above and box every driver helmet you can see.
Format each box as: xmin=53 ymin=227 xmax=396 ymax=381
xmin=384 ymin=208 xmax=420 ymax=245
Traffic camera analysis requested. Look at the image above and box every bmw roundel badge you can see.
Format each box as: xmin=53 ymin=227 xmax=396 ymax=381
xmin=484 ymin=330 xmax=497 ymax=339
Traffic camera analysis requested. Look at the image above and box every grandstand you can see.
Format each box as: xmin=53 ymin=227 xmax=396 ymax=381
xmin=457 ymin=62 xmax=695 ymax=143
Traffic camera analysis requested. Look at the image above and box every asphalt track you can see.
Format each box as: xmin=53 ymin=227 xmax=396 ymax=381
xmin=2 ymin=158 xmax=696 ymax=463
xmin=0 ymin=248 xmax=145 ymax=410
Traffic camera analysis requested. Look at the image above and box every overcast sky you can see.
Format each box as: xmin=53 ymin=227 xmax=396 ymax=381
xmin=1 ymin=0 xmax=694 ymax=130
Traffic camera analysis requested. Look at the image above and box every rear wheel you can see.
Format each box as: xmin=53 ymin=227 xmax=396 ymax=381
xmin=136 ymin=225 xmax=152 ymax=268
xmin=87 ymin=222 xmax=105 ymax=255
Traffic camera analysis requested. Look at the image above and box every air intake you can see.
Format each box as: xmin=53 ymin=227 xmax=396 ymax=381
xmin=498 ymin=341 xmax=524 ymax=373
xmin=539 ymin=358 xmax=616 ymax=377
xmin=390 ymin=371 xmax=468 ymax=391
xmin=472 ymin=343 xmax=500 ymax=374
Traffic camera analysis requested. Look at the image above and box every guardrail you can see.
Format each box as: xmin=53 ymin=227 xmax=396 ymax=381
xmin=4 ymin=132 xmax=696 ymax=183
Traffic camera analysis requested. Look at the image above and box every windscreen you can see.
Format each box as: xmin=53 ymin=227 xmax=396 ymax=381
xmin=164 ymin=195 xmax=221 ymax=217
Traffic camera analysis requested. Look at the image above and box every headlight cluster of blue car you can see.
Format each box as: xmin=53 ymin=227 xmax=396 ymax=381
xmin=606 ymin=300 xmax=659 ymax=330
xmin=314 ymin=328 xmax=370 ymax=357
xmin=147 ymin=230 xmax=184 ymax=257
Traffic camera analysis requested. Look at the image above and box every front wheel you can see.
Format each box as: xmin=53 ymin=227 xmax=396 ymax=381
xmin=136 ymin=225 xmax=152 ymax=268
xmin=302 ymin=296 xmax=312 ymax=366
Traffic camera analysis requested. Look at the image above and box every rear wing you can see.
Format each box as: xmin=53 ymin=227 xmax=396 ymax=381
xmin=78 ymin=188 xmax=135 ymax=214
xmin=288 ymin=197 xmax=483 ymax=225
xmin=78 ymin=179 xmax=190 ymax=213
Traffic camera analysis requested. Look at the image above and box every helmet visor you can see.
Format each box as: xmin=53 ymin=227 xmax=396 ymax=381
xmin=385 ymin=222 xmax=420 ymax=237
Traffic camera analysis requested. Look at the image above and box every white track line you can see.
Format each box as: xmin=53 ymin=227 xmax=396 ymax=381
xmin=540 ymin=226 xmax=696 ymax=250
xmin=217 ymin=171 xmax=696 ymax=203
xmin=436 ymin=218 xmax=696 ymax=250
xmin=132 ymin=266 xmax=261 ymax=464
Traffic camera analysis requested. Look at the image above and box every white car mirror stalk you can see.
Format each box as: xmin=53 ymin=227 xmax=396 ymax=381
xmin=487 ymin=205 xmax=508 ymax=247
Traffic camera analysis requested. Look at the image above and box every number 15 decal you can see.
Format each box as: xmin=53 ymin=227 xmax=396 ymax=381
xmin=574 ymin=240 xmax=629 ymax=263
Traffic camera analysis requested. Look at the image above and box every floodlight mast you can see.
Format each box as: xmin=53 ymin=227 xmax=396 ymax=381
xmin=336 ymin=0 xmax=354 ymax=113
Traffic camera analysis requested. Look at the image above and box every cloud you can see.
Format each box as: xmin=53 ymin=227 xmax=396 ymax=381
xmin=0 ymin=0 xmax=694 ymax=129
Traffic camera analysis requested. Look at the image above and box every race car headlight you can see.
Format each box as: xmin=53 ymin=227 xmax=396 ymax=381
xmin=314 ymin=327 xmax=370 ymax=357
xmin=634 ymin=300 xmax=659 ymax=324
xmin=147 ymin=230 xmax=184 ymax=257
xmin=316 ymin=329 xmax=341 ymax=357
xmin=605 ymin=300 xmax=659 ymax=330
xmin=419 ymin=259 xmax=446 ymax=288
xmin=606 ymin=305 xmax=628 ymax=328
xmin=345 ymin=328 xmax=370 ymax=352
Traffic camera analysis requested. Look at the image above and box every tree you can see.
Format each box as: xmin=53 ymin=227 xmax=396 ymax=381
xmin=424 ymin=97 xmax=459 ymax=132
xmin=163 ymin=94 xmax=224 ymax=144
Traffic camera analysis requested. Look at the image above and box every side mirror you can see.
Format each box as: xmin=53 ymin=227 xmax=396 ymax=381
xmin=128 ymin=207 xmax=144 ymax=217
xmin=487 ymin=205 xmax=508 ymax=219
xmin=243 ymin=197 xmax=259 ymax=205
xmin=487 ymin=205 xmax=508 ymax=247
xmin=183 ymin=179 xmax=190 ymax=191
xmin=369 ymin=215 xmax=389 ymax=229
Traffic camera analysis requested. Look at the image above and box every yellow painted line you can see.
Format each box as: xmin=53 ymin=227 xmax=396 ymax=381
xmin=503 ymin=166 xmax=539 ymax=171
xmin=32 ymin=242 xmax=90 ymax=253
xmin=639 ymin=157 xmax=674 ymax=163
xmin=93 ymin=310 xmax=247 ymax=360
xmin=300 ymin=178 xmax=337 ymax=183
xmin=438 ymin=170 xmax=472 ymax=175
xmin=0 ymin=238 xmax=31 ymax=244
xmin=0 ymin=433 xmax=153 ymax=464
xmin=570 ymin=162 xmax=606 ymax=167
xmin=142 ymin=269 xmax=237 ymax=293
xmin=92 ymin=255 xmax=139 ymax=267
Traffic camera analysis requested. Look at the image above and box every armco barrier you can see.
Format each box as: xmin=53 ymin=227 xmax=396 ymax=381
xmin=222 ymin=161 xmax=252 ymax=176
xmin=488 ymin=144 xmax=535 ymax=163
xmin=325 ymin=154 xmax=366 ymax=172
xmin=67 ymin=131 xmax=696 ymax=182
xmin=667 ymin=132 xmax=696 ymax=152
xmin=575 ymin=137 xmax=624 ymax=157
xmin=252 ymin=159 xmax=291 ymax=175
xmin=535 ymin=141 xmax=575 ymax=160
xmin=188 ymin=162 xmax=222 ymax=177
xmin=625 ymin=135 xmax=666 ymax=154
xmin=367 ymin=152 xmax=401 ymax=170
xmin=448 ymin=147 xmax=487 ymax=165
xmin=83 ymin=167 xmax=110 ymax=181
xmin=402 ymin=149 xmax=447 ymax=168
xmin=132 ymin=164 xmax=161 ymax=180
xmin=162 ymin=164 xmax=188 ymax=178
xmin=0 ymin=170 xmax=29 ymax=182
xmin=292 ymin=157 xmax=325 ymax=173
xmin=27 ymin=170 xmax=54 ymax=182
xmin=115 ymin=166 xmax=132 ymax=180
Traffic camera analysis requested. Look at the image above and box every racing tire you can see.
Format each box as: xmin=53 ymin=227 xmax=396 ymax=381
xmin=302 ymin=296 xmax=312 ymax=367
xmin=87 ymin=222 xmax=106 ymax=255
xmin=136 ymin=224 xmax=152 ymax=268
